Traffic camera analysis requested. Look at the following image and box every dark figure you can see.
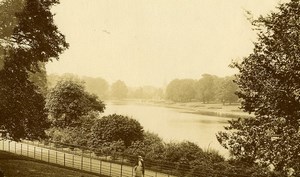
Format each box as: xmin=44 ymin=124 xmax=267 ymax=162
xmin=134 ymin=155 xmax=144 ymax=177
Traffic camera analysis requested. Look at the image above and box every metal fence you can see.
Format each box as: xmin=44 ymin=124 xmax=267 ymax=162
xmin=0 ymin=139 xmax=257 ymax=177
xmin=0 ymin=139 xmax=175 ymax=177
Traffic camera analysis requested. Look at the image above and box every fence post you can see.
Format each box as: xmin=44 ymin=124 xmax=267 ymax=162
xmin=64 ymin=153 xmax=65 ymax=166
xmin=72 ymin=153 xmax=74 ymax=168
xmin=2 ymin=139 xmax=4 ymax=150
xmin=21 ymin=144 xmax=22 ymax=155
xmin=110 ymin=162 xmax=112 ymax=176
xmin=81 ymin=150 xmax=83 ymax=170
xmin=41 ymin=148 xmax=43 ymax=160
xmin=56 ymin=151 xmax=57 ymax=164
xmin=120 ymin=157 xmax=123 ymax=177
xmin=132 ymin=166 xmax=134 ymax=177
xmin=34 ymin=146 xmax=36 ymax=159
xmin=27 ymin=144 xmax=29 ymax=156
xmin=99 ymin=160 xmax=102 ymax=175
xmin=90 ymin=152 xmax=92 ymax=172
xmin=8 ymin=141 xmax=10 ymax=152
xmin=48 ymin=149 xmax=50 ymax=163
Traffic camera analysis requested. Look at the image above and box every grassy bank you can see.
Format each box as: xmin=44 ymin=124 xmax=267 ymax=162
xmin=0 ymin=151 xmax=103 ymax=177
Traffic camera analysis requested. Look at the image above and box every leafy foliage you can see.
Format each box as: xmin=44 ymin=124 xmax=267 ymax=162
xmin=46 ymin=79 xmax=105 ymax=128
xmin=0 ymin=67 xmax=50 ymax=140
xmin=124 ymin=132 xmax=165 ymax=161
xmin=28 ymin=63 xmax=48 ymax=96
xmin=195 ymin=74 xmax=218 ymax=103
xmin=47 ymin=111 xmax=98 ymax=146
xmin=217 ymin=0 xmax=300 ymax=175
xmin=217 ymin=76 xmax=239 ymax=104
xmin=128 ymin=86 xmax=164 ymax=100
xmin=110 ymin=80 xmax=128 ymax=100
xmin=90 ymin=114 xmax=144 ymax=147
xmin=165 ymin=75 xmax=238 ymax=103
xmin=82 ymin=76 xmax=109 ymax=99
xmin=94 ymin=140 xmax=126 ymax=159
xmin=166 ymin=79 xmax=196 ymax=102
xmin=2 ymin=0 xmax=68 ymax=71
xmin=0 ymin=0 xmax=68 ymax=140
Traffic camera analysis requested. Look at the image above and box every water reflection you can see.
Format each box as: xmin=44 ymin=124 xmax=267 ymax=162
xmin=103 ymin=102 xmax=231 ymax=157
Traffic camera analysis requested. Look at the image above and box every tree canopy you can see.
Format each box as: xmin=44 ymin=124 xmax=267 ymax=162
xmin=166 ymin=79 xmax=196 ymax=102
xmin=217 ymin=0 xmax=300 ymax=175
xmin=2 ymin=0 xmax=68 ymax=71
xmin=165 ymin=75 xmax=238 ymax=103
xmin=217 ymin=76 xmax=239 ymax=104
xmin=195 ymin=74 xmax=218 ymax=103
xmin=46 ymin=79 xmax=105 ymax=128
xmin=0 ymin=68 xmax=50 ymax=140
xmin=82 ymin=76 xmax=109 ymax=99
xmin=0 ymin=0 xmax=68 ymax=140
xmin=110 ymin=80 xmax=128 ymax=100
xmin=90 ymin=114 xmax=144 ymax=147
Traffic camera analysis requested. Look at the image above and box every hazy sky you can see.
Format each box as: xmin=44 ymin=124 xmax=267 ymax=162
xmin=46 ymin=0 xmax=286 ymax=87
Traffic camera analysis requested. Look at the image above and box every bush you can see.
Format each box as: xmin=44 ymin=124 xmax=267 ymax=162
xmin=47 ymin=111 xmax=98 ymax=147
xmin=89 ymin=114 xmax=144 ymax=147
xmin=124 ymin=132 xmax=165 ymax=164
xmin=94 ymin=140 xmax=126 ymax=159
xmin=46 ymin=79 xmax=105 ymax=128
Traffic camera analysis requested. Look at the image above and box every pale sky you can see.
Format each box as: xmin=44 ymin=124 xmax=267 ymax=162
xmin=46 ymin=0 xmax=286 ymax=87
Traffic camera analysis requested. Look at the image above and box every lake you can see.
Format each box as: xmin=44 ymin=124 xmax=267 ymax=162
xmin=103 ymin=101 xmax=232 ymax=157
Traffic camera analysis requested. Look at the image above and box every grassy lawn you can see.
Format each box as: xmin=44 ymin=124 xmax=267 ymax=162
xmin=0 ymin=151 xmax=104 ymax=177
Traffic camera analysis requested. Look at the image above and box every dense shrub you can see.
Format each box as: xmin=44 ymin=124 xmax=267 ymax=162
xmin=47 ymin=111 xmax=98 ymax=147
xmin=89 ymin=114 xmax=144 ymax=147
xmin=94 ymin=140 xmax=126 ymax=159
xmin=124 ymin=132 xmax=165 ymax=164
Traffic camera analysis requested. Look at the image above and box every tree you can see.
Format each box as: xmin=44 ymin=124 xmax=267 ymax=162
xmin=0 ymin=0 xmax=68 ymax=140
xmin=165 ymin=79 xmax=196 ymax=102
xmin=2 ymin=0 xmax=69 ymax=71
xmin=28 ymin=63 xmax=48 ymax=96
xmin=217 ymin=76 xmax=239 ymax=105
xmin=110 ymin=80 xmax=128 ymax=100
xmin=217 ymin=1 xmax=300 ymax=175
xmin=90 ymin=114 xmax=144 ymax=147
xmin=82 ymin=76 xmax=109 ymax=99
xmin=0 ymin=68 xmax=50 ymax=140
xmin=195 ymin=74 xmax=218 ymax=103
xmin=46 ymin=79 xmax=105 ymax=128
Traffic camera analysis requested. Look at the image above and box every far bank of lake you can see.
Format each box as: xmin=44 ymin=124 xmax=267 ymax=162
xmin=138 ymin=100 xmax=252 ymax=119
xmin=102 ymin=100 xmax=251 ymax=157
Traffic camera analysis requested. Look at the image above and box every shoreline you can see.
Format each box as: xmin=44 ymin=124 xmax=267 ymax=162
xmin=105 ymin=99 xmax=253 ymax=119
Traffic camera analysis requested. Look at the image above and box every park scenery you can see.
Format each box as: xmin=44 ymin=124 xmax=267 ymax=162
xmin=0 ymin=0 xmax=300 ymax=177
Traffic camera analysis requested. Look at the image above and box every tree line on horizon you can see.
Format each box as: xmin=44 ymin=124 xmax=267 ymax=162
xmin=45 ymin=73 xmax=238 ymax=104
xmin=46 ymin=73 xmax=164 ymax=100
xmin=166 ymin=74 xmax=239 ymax=104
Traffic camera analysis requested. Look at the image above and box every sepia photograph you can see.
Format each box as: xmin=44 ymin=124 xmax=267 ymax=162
xmin=0 ymin=0 xmax=299 ymax=176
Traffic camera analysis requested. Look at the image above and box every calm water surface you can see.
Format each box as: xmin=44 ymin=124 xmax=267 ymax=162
xmin=103 ymin=102 xmax=231 ymax=156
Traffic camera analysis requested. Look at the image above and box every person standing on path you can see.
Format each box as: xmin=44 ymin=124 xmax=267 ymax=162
xmin=134 ymin=155 xmax=145 ymax=177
